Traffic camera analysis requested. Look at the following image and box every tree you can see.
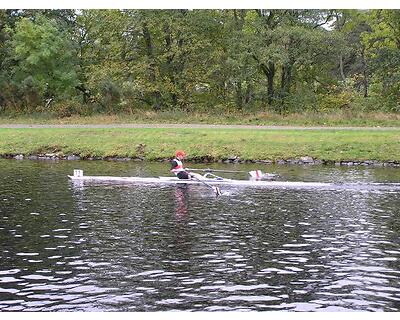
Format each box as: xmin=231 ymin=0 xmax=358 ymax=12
xmin=362 ymin=10 xmax=400 ymax=110
xmin=10 ymin=14 xmax=78 ymax=108
xmin=75 ymin=9 xmax=132 ymax=110
xmin=0 ymin=9 xmax=398 ymax=115
xmin=217 ymin=10 xmax=259 ymax=109
xmin=0 ymin=10 xmax=16 ymax=109
xmin=249 ymin=10 xmax=283 ymax=106
xmin=248 ymin=10 xmax=343 ymax=111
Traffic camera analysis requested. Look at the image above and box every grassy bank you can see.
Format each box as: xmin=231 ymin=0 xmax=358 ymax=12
xmin=0 ymin=127 xmax=399 ymax=162
xmin=0 ymin=110 xmax=399 ymax=127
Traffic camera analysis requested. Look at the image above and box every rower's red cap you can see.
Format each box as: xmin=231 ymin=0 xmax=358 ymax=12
xmin=175 ymin=150 xmax=186 ymax=157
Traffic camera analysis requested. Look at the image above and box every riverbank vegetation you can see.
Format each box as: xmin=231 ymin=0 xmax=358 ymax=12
xmin=0 ymin=9 xmax=399 ymax=118
xmin=1 ymin=128 xmax=399 ymax=163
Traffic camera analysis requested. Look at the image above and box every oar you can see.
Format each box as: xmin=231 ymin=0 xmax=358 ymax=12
xmin=191 ymin=176 xmax=222 ymax=197
xmin=187 ymin=168 xmax=248 ymax=174
xmin=187 ymin=168 xmax=278 ymax=180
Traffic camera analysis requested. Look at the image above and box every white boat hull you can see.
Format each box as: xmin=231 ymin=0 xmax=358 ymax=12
xmin=68 ymin=170 xmax=400 ymax=191
xmin=68 ymin=174 xmax=332 ymax=188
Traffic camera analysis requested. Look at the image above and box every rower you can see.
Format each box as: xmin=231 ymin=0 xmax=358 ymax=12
xmin=171 ymin=150 xmax=221 ymax=196
xmin=171 ymin=150 xmax=203 ymax=180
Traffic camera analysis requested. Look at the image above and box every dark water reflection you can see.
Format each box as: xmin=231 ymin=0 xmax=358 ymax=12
xmin=0 ymin=160 xmax=399 ymax=311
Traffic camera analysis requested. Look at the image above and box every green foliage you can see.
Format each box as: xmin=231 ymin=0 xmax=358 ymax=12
xmin=0 ymin=9 xmax=398 ymax=115
xmin=100 ymin=78 xmax=121 ymax=112
xmin=317 ymin=90 xmax=357 ymax=111
xmin=7 ymin=14 xmax=78 ymax=110
xmin=361 ymin=10 xmax=400 ymax=111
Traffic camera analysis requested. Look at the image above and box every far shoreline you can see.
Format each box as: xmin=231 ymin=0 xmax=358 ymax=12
xmin=1 ymin=154 xmax=399 ymax=168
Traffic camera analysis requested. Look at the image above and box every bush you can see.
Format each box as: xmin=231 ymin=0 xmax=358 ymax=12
xmin=316 ymin=89 xmax=357 ymax=111
xmin=100 ymin=79 xmax=121 ymax=113
xmin=19 ymin=76 xmax=43 ymax=110
xmin=50 ymin=100 xmax=92 ymax=118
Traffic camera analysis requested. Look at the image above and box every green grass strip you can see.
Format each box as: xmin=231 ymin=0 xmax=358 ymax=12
xmin=0 ymin=128 xmax=399 ymax=162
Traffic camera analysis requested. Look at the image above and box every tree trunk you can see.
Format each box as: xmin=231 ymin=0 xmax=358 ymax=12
xmin=281 ymin=63 xmax=293 ymax=95
xmin=266 ymin=62 xmax=275 ymax=105
xmin=245 ymin=83 xmax=253 ymax=104
xmin=360 ymin=46 xmax=368 ymax=98
xmin=254 ymin=55 xmax=275 ymax=105
xmin=339 ymin=54 xmax=346 ymax=82
xmin=233 ymin=9 xmax=245 ymax=30
xmin=142 ymin=21 xmax=162 ymax=110
xmin=162 ymin=13 xmax=187 ymax=108
xmin=75 ymin=84 xmax=91 ymax=104
xmin=252 ymin=10 xmax=278 ymax=106
xmin=235 ymin=82 xmax=243 ymax=109
xmin=233 ymin=9 xmax=247 ymax=109
xmin=335 ymin=12 xmax=347 ymax=83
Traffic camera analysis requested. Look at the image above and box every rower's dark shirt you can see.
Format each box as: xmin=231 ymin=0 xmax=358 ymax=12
xmin=171 ymin=159 xmax=179 ymax=170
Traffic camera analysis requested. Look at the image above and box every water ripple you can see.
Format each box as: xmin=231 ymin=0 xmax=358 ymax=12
xmin=0 ymin=160 xmax=400 ymax=311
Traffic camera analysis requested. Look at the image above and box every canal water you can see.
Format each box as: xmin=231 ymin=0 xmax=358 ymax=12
xmin=0 ymin=159 xmax=399 ymax=311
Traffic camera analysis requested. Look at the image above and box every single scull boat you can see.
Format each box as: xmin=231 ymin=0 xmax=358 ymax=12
xmin=68 ymin=170 xmax=400 ymax=193
xmin=68 ymin=169 xmax=331 ymax=189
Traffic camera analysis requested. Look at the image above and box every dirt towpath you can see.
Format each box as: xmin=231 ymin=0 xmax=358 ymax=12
xmin=0 ymin=124 xmax=399 ymax=130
